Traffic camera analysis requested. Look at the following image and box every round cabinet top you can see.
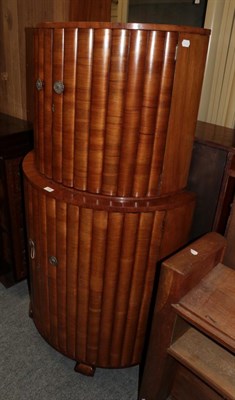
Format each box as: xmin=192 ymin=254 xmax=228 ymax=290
xmin=36 ymin=21 xmax=210 ymax=36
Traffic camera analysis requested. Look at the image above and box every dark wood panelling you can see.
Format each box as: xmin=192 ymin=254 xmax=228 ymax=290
xmin=69 ymin=0 xmax=111 ymax=22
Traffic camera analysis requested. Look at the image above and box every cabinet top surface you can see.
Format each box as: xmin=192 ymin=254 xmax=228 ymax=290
xmin=196 ymin=121 xmax=235 ymax=150
xmin=0 ymin=113 xmax=33 ymax=138
xmin=36 ymin=21 xmax=210 ymax=35
xmin=23 ymin=151 xmax=195 ymax=212
xmin=0 ymin=113 xmax=33 ymax=156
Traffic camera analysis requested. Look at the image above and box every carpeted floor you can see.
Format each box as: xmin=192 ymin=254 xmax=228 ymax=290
xmin=0 ymin=280 xmax=139 ymax=400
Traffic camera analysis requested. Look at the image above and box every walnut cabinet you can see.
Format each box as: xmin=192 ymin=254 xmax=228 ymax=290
xmin=23 ymin=22 xmax=209 ymax=375
xmin=23 ymin=151 xmax=195 ymax=370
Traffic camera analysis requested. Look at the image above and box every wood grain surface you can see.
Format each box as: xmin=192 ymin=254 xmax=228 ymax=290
xmin=33 ymin=22 xmax=209 ymax=197
xmin=23 ymin=151 xmax=195 ymax=368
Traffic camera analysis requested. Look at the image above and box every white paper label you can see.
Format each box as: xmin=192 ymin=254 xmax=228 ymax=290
xmin=190 ymin=248 xmax=198 ymax=256
xmin=182 ymin=39 xmax=190 ymax=48
xmin=44 ymin=186 xmax=54 ymax=192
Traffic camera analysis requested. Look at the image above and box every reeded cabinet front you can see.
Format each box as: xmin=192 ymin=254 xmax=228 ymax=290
xmin=24 ymin=21 xmax=209 ymax=376
xmin=23 ymin=151 xmax=195 ymax=369
xmin=34 ymin=22 xmax=209 ymax=197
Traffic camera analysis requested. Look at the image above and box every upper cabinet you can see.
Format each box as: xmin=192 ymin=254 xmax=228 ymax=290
xmin=33 ymin=22 xmax=209 ymax=196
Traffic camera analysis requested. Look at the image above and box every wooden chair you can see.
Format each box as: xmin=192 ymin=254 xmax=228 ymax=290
xmin=139 ymin=232 xmax=235 ymax=400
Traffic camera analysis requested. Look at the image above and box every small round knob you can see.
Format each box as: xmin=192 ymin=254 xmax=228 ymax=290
xmin=36 ymin=78 xmax=44 ymax=91
xmin=53 ymin=81 xmax=64 ymax=94
xmin=48 ymin=255 xmax=58 ymax=266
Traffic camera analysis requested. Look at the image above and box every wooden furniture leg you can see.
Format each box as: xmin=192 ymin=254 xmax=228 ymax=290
xmin=74 ymin=362 xmax=96 ymax=377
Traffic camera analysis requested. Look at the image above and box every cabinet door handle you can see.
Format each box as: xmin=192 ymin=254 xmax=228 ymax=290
xmin=53 ymin=81 xmax=64 ymax=94
xmin=48 ymin=255 xmax=58 ymax=266
xmin=36 ymin=78 xmax=44 ymax=91
xmin=28 ymin=239 xmax=36 ymax=259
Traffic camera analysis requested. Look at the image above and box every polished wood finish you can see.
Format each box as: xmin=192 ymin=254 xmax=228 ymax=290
xmin=24 ymin=22 xmax=209 ymax=376
xmin=37 ymin=22 xmax=210 ymax=33
xmin=23 ymin=152 xmax=195 ymax=214
xmin=74 ymin=362 xmax=96 ymax=377
xmin=0 ymin=113 xmax=33 ymax=286
xmin=34 ymin=22 xmax=209 ymax=197
xmin=69 ymin=0 xmax=111 ymax=22
xmin=23 ymin=151 xmax=195 ymax=370
xmin=139 ymin=232 xmax=226 ymax=400
xmin=195 ymin=120 xmax=235 ymax=147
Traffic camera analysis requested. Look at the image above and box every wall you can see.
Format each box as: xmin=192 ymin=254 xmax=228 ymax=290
xmin=127 ymin=0 xmax=207 ymax=26
xmin=111 ymin=0 xmax=128 ymax=22
xmin=0 ymin=0 xmax=70 ymax=121
xmin=198 ymin=0 xmax=235 ymax=129
xmin=0 ymin=0 xmax=113 ymax=121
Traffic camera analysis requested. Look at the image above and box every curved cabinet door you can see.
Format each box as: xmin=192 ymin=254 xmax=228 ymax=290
xmin=24 ymin=151 xmax=195 ymax=369
xmin=33 ymin=22 xmax=209 ymax=197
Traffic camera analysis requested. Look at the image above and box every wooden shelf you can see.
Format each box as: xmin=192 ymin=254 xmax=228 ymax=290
xmin=173 ymin=263 xmax=235 ymax=353
xmin=138 ymin=232 xmax=228 ymax=400
xmin=168 ymin=327 xmax=235 ymax=400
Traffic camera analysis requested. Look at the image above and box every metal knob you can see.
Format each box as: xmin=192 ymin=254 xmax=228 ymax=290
xmin=36 ymin=78 xmax=44 ymax=91
xmin=53 ymin=81 xmax=64 ymax=94
xmin=48 ymin=255 xmax=58 ymax=266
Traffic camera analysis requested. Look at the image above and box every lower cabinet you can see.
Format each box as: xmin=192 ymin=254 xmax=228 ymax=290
xmin=23 ymin=151 xmax=195 ymax=373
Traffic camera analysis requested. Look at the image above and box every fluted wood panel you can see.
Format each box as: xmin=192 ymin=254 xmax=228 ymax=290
xmin=26 ymin=22 xmax=209 ymax=373
xmin=34 ymin=25 xmax=177 ymax=196
xmin=24 ymin=180 xmax=163 ymax=366
xmin=52 ymin=29 xmax=64 ymax=183
xmin=23 ymin=151 xmax=195 ymax=368
xmin=34 ymin=22 xmax=209 ymax=197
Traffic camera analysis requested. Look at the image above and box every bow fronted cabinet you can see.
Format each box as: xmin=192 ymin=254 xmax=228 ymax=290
xmin=23 ymin=22 xmax=210 ymax=376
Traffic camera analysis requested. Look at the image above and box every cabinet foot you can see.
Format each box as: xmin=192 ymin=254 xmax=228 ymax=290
xmin=74 ymin=362 xmax=96 ymax=376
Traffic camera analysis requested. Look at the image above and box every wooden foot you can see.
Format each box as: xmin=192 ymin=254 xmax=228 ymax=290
xmin=74 ymin=362 xmax=96 ymax=376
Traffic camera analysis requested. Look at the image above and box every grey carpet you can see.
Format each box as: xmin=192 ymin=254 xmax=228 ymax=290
xmin=0 ymin=280 xmax=139 ymax=400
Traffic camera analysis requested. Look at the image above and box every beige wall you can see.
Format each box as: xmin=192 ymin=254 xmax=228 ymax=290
xmin=0 ymin=0 xmax=69 ymax=121
xmin=198 ymin=0 xmax=235 ymax=129
xmin=111 ymin=0 xmax=128 ymax=22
